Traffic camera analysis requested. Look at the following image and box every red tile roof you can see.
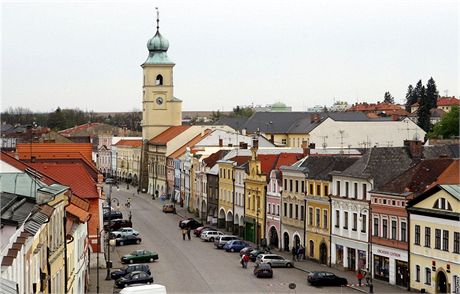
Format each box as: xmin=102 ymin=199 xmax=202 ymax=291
xmin=258 ymin=153 xmax=303 ymax=176
xmin=169 ymin=130 xmax=211 ymax=159
xmin=437 ymin=96 xmax=459 ymax=106
xmin=114 ymin=139 xmax=142 ymax=147
xmin=149 ymin=126 xmax=191 ymax=145
xmin=58 ymin=123 xmax=102 ymax=135
xmin=203 ymin=150 xmax=229 ymax=167
xmin=66 ymin=203 xmax=90 ymax=223
xmin=228 ymin=156 xmax=252 ymax=166
xmin=275 ymin=153 xmax=303 ymax=169
xmin=29 ymin=163 xmax=99 ymax=199
xmin=436 ymin=159 xmax=459 ymax=184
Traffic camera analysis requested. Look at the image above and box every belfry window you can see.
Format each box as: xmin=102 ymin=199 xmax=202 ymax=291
xmin=155 ymin=74 xmax=163 ymax=85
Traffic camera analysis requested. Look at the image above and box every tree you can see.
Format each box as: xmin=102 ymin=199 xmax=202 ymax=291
xmin=47 ymin=107 xmax=66 ymax=130
xmin=425 ymin=77 xmax=439 ymax=110
xmin=430 ymin=106 xmax=459 ymax=139
xmin=232 ymin=106 xmax=253 ymax=118
xmin=416 ymin=86 xmax=431 ymax=132
xmin=383 ymin=91 xmax=394 ymax=104
xmin=405 ymin=85 xmax=416 ymax=112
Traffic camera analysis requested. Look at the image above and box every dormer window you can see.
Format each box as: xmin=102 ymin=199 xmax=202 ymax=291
xmin=155 ymin=74 xmax=163 ymax=85
xmin=433 ymin=198 xmax=452 ymax=211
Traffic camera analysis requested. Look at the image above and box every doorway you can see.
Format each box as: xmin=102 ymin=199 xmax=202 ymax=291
xmin=283 ymin=232 xmax=290 ymax=251
xmin=436 ymin=271 xmax=447 ymax=293
xmin=395 ymin=260 xmax=408 ymax=288
xmin=347 ymin=248 xmax=356 ymax=271
xmin=269 ymin=226 xmax=279 ymax=249
xmin=320 ymin=242 xmax=328 ymax=264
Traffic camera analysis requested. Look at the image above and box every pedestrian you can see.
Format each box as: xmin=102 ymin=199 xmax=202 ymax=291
xmin=242 ymin=254 xmax=249 ymax=268
xmin=291 ymin=246 xmax=296 ymax=261
xmin=187 ymin=227 xmax=191 ymax=240
xmin=357 ymin=270 xmax=364 ymax=286
xmin=299 ymin=245 xmax=304 ymax=261
xmin=296 ymin=246 xmax=301 ymax=261
xmin=181 ymin=228 xmax=187 ymax=240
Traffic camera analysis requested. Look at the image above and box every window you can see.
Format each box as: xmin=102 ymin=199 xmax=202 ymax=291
xmin=425 ymin=267 xmax=431 ymax=285
xmin=362 ymin=183 xmax=367 ymax=199
xmin=435 ymin=229 xmax=441 ymax=249
xmin=391 ymin=220 xmax=397 ymax=240
xmin=316 ymin=208 xmax=320 ymax=227
xmin=284 ymin=203 xmax=287 ymax=217
xmin=373 ymin=218 xmax=379 ymax=236
xmin=310 ymin=184 xmax=314 ymax=195
xmin=425 ymin=227 xmax=431 ymax=247
xmin=282 ymin=139 xmax=287 ymax=145
xmin=295 ymin=181 xmax=299 ymax=193
xmin=335 ymin=210 xmax=340 ymax=228
xmin=415 ymin=225 xmax=420 ymax=245
xmin=344 ymin=212 xmax=348 ymax=229
xmin=336 ymin=181 xmax=341 ymax=196
xmin=354 ymin=183 xmax=358 ymax=198
xmin=454 ymin=232 xmax=460 ymax=253
xmin=361 ymin=214 xmax=367 ymax=233
xmin=284 ymin=179 xmax=287 ymax=189
xmin=352 ymin=213 xmax=357 ymax=231
xmin=289 ymin=203 xmax=293 ymax=218
xmin=415 ymin=265 xmax=420 ymax=282
xmin=317 ymin=185 xmax=321 ymax=195
xmin=401 ymin=222 xmax=407 ymax=242
xmin=290 ymin=180 xmax=293 ymax=192
xmin=309 ymin=207 xmax=313 ymax=225
xmin=345 ymin=182 xmax=349 ymax=197
xmin=443 ymin=230 xmax=449 ymax=251
xmin=324 ymin=185 xmax=329 ymax=196
xmin=268 ymin=204 xmax=271 ymax=215
xmin=300 ymin=206 xmax=304 ymax=221
xmin=301 ymin=181 xmax=305 ymax=193
xmin=295 ymin=204 xmax=299 ymax=219
xmin=382 ymin=219 xmax=388 ymax=238
xmin=155 ymin=74 xmax=163 ymax=85
xmin=323 ymin=210 xmax=328 ymax=229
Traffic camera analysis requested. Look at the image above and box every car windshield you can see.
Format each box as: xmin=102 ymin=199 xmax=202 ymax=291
xmin=258 ymin=263 xmax=271 ymax=269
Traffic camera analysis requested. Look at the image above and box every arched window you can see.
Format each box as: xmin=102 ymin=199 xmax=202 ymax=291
xmin=309 ymin=240 xmax=314 ymax=257
xmin=155 ymin=74 xmax=163 ymax=85
xmin=433 ymin=198 xmax=453 ymax=211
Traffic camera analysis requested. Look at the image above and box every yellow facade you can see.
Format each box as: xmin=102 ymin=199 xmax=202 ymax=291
xmin=409 ymin=186 xmax=460 ymax=294
xmin=264 ymin=133 xmax=309 ymax=147
xmin=116 ymin=145 xmax=142 ymax=184
xmin=218 ymin=161 xmax=235 ymax=229
xmin=305 ymin=179 xmax=331 ymax=265
xmin=244 ymin=149 xmax=266 ymax=243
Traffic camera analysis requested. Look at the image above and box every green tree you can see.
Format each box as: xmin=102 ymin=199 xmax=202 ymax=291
xmin=425 ymin=77 xmax=439 ymax=110
xmin=232 ymin=106 xmax=253 ymax=117
xmin=47 ymin=107 xmax=66 ymax=130
xmin=416 ymin=86 xmax=431 ymax=132
xmin=405 ymin=85 xmax=416 ymax=112
xmin=383 ymin=91 xmax=394 ymax=104
xmin=430 ymin=106 xmax=459 ymax=139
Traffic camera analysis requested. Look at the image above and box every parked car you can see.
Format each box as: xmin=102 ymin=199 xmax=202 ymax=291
xmin=115 ymin=271 xmax=153 ymax=288
xmin=112 ymin=227 xmax=139 ymax=238
xmin=121 ymin=250 xmax=159 ymax=264
xmin=104 ymin=210 xmax=123 ymax=221
xmin=255 ymin=254 xmax=293 ymax=268
xmin=194 ymin=226 xmax=215 ymax=237
xmin=111 ymin=264 xmax=151 ymax=280
xmin=116 ymin=235 xmax=142 ymax=246
xmin=307 ymin=271 xmax=348 ymax=286
xmin=223 ymin=240 xmax=250 ymax=252
xmin=239 ymin=246 xmax=255 ymax=257
xmin=179 ymin=218 xmax=202 ymax=229
xmin=105 ymin=219 xmax=133 ymax=231
xmin=119 ymin=284 xmax=167 ymax=294
xmin=200 ymin=230 xmax=223 ymax=242
xmin=213 ymin=235 xmax=239 ymax=249
xmin=249 ymin=249 xmax=268 ymax=262
xmin=253 ymin=263 xmax=273 ymax=278
xmin=162 ymin=204 xmax=176 ymax=213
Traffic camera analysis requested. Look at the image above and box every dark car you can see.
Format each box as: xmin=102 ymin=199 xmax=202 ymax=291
xmin=110 ymin=264 xmax=151 ymax=280
xmin=121 ymin=250 xmax=159 ymax=264
xmin=105 ymin=219 xmax=133 ymax=231
xmin=179 ymin=218 xmax=202 ymax=230
xmin=224 ymin=240 xmax=250 ymax=252
xmin=249 ymin=249 xmax=268 ymax=262
xmin=307 ymin=271 xmax=348 ymax=286
xmin=194 ymin=226 xmax=215 ymax=237
xmin=239 ymin=246 xmax=255 ymax=257
xmin=254 ymin=263 xmax=273 ymax=278
xmin=162 ymin=204 xmax=176 ymax=213
xmin=103 ymin=210 xmax=123 ymax=221
xmin=115 ymin=271 xmax=153 ymax=288
xmin=116 ymin=235 xmax=142 ymax=246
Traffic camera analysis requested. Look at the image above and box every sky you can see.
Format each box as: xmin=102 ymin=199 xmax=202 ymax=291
xmin=1 ymin=0 xmax=458 ymax=113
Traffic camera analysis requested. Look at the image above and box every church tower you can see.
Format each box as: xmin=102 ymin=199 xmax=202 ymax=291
xmin=141 ymin=9 xmax=182 ymax=141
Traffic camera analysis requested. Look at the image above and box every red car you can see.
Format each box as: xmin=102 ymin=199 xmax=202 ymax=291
xmin=194 ymin=226 xmax=216 ymax=237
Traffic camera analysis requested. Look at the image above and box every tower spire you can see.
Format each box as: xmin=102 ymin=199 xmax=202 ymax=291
xmin=155 ymin=7 xmax=159 ymax=31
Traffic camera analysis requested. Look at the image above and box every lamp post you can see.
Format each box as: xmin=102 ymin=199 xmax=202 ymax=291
xmin=359 ymin=206 xmax=373 ymax=293
xmin=256 ymin=206 xmax=261 ymax=249
xmin=105 ymin=180 xmax=119 ymax=280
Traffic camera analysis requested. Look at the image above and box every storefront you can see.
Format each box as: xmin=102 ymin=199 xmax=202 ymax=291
xmin=358 ymin=250 xmax=367 ymax=270
xmin=374 ymin=255 xmax=389 ymax=282
xmin=395 ymin=260 xmax=408 ymax=287
xmin=372 ymin=244 xmax=408 ymax=286
xmin=336 ymin=245 xmax=343 ymax=266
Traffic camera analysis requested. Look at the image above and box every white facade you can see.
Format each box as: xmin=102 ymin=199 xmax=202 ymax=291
xmin=309 ymin=117 xmax=426 ymax=148
xmin=234 ymin=167 xmax=246 ymax=234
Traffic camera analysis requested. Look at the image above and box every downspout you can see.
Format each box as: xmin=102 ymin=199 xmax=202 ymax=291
xmin=329 ymin=195 xmax=332 ymax=267
xmin=64 ymin=197 xmax=72 ymax=294
xmin=303 ymin=198 xmax=307 ymax=257
xmin=232 ymin=165 xmax=235 ymax=235
xmin=280 ymin=179 xmax=283 ymax=251
xmin=243 ymin=181 xmax=246 ymax=240
xmin=407 ymin=208 xmax=411 ymax=292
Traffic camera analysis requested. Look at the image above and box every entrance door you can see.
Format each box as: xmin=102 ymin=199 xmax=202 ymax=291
xmin=320 ymin=242 xmax=328 ymax=264
xmin=395 ymin=260 xmax=408 ymax=288
xmin=269 ymin=227 xmax=279 ymax=249
xmin=347 ymin=248 xmax=356 ymax=270
xmin=283 ymin=232 xmax=290 ymax=251
xmin=437 ymin=271 xmax=447 ymax=294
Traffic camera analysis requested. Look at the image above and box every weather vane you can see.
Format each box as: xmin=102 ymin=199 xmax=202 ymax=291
xmin=155 ymin=7 xmax=159 ymax=31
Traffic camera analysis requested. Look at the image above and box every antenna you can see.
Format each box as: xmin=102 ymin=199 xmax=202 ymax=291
xmin=338 ymin=130 xmax=346 ymax=154
xmin=319 ymin=135 xmax=328 ymax=149
xmin=398 ymin=120 xmax=419 ymax=141
xmin=444 ymin=89 xmax=449 ymax=97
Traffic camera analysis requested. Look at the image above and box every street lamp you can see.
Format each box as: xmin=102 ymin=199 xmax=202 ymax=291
xmin=359 ymin=206 xmax=373 ymax=293
xmin=105 ymin=180 xmax=120 ymax=280
xmin=256 ymin=207 xmax=261 ymax=249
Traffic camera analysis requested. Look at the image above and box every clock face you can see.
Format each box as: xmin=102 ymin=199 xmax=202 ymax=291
xmin=156 ymin=97 xmax=163 ymax=105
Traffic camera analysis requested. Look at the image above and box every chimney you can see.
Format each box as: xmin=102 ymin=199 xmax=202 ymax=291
xmin=218 ymin=138 xmax=223 ymax=147
xmin=404 ymin=140 xmax=423 ymax=159
xmin=270 ymin=134 xmax=274 ymax=143
xmin=242 ymin=142 xmax=248 ymax=149
xmin=309 ymin=143 xmax=316 ymax=149
xmin=252 ymin=137 xmax=259 ymax=149
xmin=301 ymin=141 xmax=310 ymax=157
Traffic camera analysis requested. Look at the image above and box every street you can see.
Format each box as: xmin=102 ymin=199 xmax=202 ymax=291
xmin=101 ymin=185 xmax=356 ymax=293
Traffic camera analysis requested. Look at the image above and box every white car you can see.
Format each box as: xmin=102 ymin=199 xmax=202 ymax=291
xmin=112 ymin=227 xmax=139 ymax=238
xmin=200 ymin=230 xmax=223 ymax=242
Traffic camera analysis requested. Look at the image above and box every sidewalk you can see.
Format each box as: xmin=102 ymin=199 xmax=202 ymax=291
xmin=173 ymin=204 xmax=407 ymax=294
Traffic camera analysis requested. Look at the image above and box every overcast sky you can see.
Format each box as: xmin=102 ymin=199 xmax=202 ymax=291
xmin=2 ymin=0 xmax=458 ymax=113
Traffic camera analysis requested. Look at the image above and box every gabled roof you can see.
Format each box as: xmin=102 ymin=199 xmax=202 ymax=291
xmin=408 ymin=184 xmax=460 ymax=208
xmin=374 ymin=158 xmax=454 ymax=197
xmin=149 ymin=126 xmax=191 ymax=145
xmin=299 ymin=156 xmax=360 ymax=181
xmin=114 ymin=139 xmax=142 ymax=148
xmin=29 ymin=163 xmax=99 ymax=199
xmin=258 ymin=153 xmax=303 ymax=175
xmin=436 ymin=160 xmax=459 ymax=185
xmin=169 ymin=130 xmax=211 ymax=159
xmin=437 ymin=96 xmax=459 ymax=106
xmin=203 ymin=150 xmax=230 ymax=167
xmin=227 ymin=156 xmax=252 ymax=166
xmin=1 ymin=151 xmax=57 ymax=185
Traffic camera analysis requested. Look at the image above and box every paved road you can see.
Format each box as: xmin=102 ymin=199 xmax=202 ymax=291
xmin=107 ymin=186 xmax=355 ymax=293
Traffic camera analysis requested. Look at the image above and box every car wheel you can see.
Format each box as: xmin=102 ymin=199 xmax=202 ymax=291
xmin=231 ymin=248 xmax=235 ymax=252
xmin=119 ymin=241 xmax=124 ymax=246
xmin=124 ymin=284 xmax=128 ymax=288
xmin=149 ymin=257 xmax=154 ymax=262
xmin=129 ymin=259 xmax=133 ymax=264
xmin=117 ymin=234 xmax=121 ymax=238
xmin=210 ymin=237 xmax=214 ymax=242
xmin=136 ymin=239 xmax=141 ymax=244
xmin=286 ymin=263 xmax=292 ymax=268
xmin=147 ymin=282 xmax=151 ymax=285
xmin=267 ymin=263 xmax=271 ymax=267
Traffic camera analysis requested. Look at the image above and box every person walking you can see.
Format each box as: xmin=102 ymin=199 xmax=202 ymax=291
xmin=291 ymin=246 xmax=296 ymax=261
xmin=181 ymin=228 xmax=187 ymax=240
xmin=187 ymin=227 xmax=191 ymax=240
xmin=357 ymin=269 xmax=364 ymax=286
xmin=242 ymin=254 xmax=249 ymax=269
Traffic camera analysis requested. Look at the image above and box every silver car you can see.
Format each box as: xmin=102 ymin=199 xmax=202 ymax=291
xmin=213 ymin=235 xmax=239 ymax=249
xmin=255 ymin=254 xmax=294 ymax=268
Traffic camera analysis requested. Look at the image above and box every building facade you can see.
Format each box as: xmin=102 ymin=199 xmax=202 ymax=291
xmin=266 ymin=170 xmax=282 ymax=249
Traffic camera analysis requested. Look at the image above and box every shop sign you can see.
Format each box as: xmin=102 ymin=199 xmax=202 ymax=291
xmin=376 ymin=248 xmax=401 ymax=258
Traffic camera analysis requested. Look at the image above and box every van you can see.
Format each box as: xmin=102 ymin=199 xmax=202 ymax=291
xmin=120 ymin=284 xmax=167 ymax=294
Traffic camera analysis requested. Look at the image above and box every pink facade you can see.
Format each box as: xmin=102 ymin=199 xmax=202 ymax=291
xmin=266 ymin=170 xmax=282 ymax=249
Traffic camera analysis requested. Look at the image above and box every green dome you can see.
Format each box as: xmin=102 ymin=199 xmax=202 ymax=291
xmin=272 ymin=102 xmax=287 ymax=108
xmin=147 ymin=31 xmax=169 ymax=52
